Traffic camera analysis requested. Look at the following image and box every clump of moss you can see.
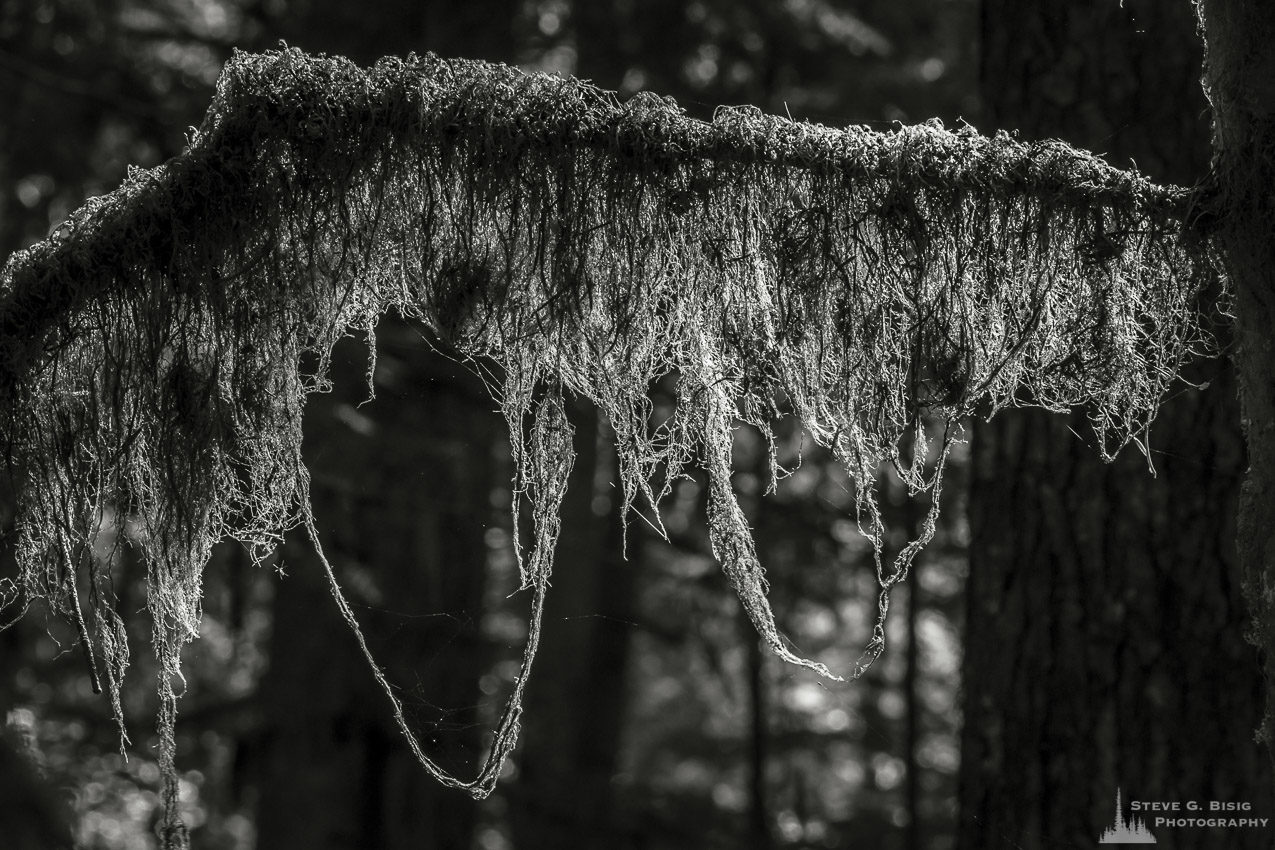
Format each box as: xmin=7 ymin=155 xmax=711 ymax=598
xmin=0 ymin=48 xmax=1222 ymax=845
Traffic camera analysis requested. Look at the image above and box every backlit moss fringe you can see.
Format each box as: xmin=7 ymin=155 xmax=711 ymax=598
xmin=0 ymin=48 xmax=1222 ymax=844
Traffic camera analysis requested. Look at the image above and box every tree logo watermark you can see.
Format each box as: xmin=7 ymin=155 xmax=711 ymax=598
xmin=1099 ymin=788 xmax=1155 ymax=844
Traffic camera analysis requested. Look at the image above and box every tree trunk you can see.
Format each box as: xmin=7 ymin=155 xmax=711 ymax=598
xmin=500 ymin=13 xmax=641 ymax=848
xmin=255 ymin=325 xmax=501 ymax=850
xmin=959 ymin=2 xmax=1274 ymax=848
xmin=1197 ymin=0 xmax=1275 ymax=763
xmin=504 ymin=401 xmax=639 ymax=850
xmin=0 ymin=731 xmax=74 ymax=850
xmin=744 ymin=613 xmax=774 ymax=850
xmin=903 ymin=515 xmax=922 ymax=850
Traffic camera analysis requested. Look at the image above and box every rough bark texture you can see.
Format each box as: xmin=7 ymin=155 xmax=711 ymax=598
xmin=1198 ymin=0 xmax=1275 ymax=759
xmin=959 ymin=2 xmax=1274 ymax=848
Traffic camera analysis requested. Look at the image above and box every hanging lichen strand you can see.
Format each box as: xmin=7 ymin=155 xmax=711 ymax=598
xmin=0 ymin=47 xmax=1220 ymax=834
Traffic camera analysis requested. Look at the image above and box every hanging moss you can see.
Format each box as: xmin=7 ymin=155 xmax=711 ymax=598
xmin=0 ymin=47 xmax=1222 ymax=843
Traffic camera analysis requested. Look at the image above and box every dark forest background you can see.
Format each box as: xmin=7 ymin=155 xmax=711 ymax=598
xmin=0 ymin=1 xmax=1269 ymax=849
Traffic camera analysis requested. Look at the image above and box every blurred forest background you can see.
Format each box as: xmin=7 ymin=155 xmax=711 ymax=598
xmin=0 ymin=1 xmax=1270 ymax=849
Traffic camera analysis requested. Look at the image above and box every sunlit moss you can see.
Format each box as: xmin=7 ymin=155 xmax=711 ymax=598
xmin=0 ymin=47 xmax=1221 ymax=846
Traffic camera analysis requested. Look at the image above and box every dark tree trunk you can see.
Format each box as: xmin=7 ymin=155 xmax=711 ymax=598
xmin=903 ymin=529 xmax=921 ymax=850
xmin=959 ymin=2 xmax=1274 ymax=848
xmin=0 ymin=731 xmax=74 ymax=850
xmin=1197 ymin=0 xmax=1275 ymax=764
xmin=504 ymin=401 xmax=639 ymax=850
xmin=500 ymin=12 xmax=640 ymax=849
xmin=745 ymin=615 xmax=774 ymax=850
xmin=254 ymin=325 xmax=501 ymax=850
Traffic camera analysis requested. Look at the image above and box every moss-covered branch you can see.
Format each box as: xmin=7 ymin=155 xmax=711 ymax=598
xmin=0 ymin=48 xmax=1206 ymax=392
xmin=0 ymin=47 xmax=1224 ymax=839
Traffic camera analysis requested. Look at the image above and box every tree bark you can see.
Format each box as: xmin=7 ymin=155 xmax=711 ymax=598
xmin=1197 ymin=0 xmax=1275 ymax=762
xmin=959 ymin=2 xmax=1274 ymax=848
